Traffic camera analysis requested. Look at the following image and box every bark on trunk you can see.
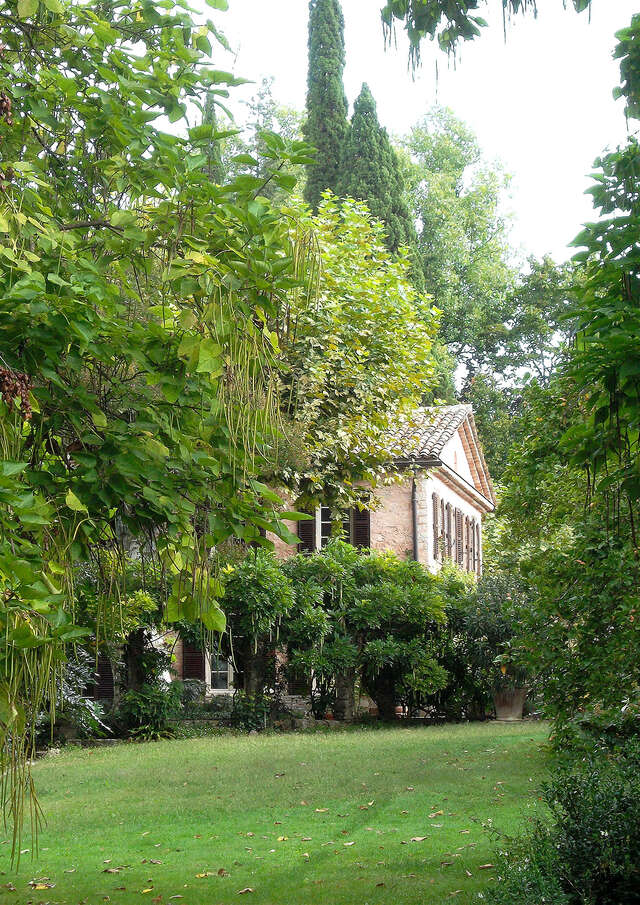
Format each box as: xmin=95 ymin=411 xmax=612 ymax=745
xmin=334 ymin=668 xmax=356 ymax=722
xmin=124 ymin=628 xmax=147 ymax=692
xmin=369 ymin=671 xmax=397 ymax=722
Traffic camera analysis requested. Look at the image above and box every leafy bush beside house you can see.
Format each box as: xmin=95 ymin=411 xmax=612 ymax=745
xmin=284 ymin=541 xmax=448 ymax=720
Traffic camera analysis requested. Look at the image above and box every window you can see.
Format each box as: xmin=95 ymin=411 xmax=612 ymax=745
xmin=209 ymin=654 xmax=232 ymax=691
xmin=297 ymin=506 xmax=370 ymax=552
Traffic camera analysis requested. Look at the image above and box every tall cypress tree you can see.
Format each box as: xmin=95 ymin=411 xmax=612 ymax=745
xmin=303 ymin=0 xmax=349 ymax=211
xmin=338 ymin=83 xmax=414 ymax=254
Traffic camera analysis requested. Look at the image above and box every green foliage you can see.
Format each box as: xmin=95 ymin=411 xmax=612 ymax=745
xmin=429 ymin=569 xmax=529 ymax=720
xmin=117 ymin=683 xmax=181 ymax=739
xmin=399 ymin=107 xmax=515 ymax=371
xmin=338 ymin=84 xmax=414 ymax=255
xmin=284 ymin=541 xmax=447 ymax=719
xmin=488 ymin=741 xmax=640 ymax=905
xmin=0 ymin=0 xmax=316 ymax=838
xmin=280 ymin=194 xmax=439 ymax=509
xmin=501 ymin=257 xmax=576 ymax=384
xmin=303 ymin=0 xmax=349 ymax=211
xmin=221 ymin=550 xmax=295 ymax=643
xmin=380 ymin=1 xmax=591 ymax=66
xmin=516 ymin=527 xmax=640 ymax=727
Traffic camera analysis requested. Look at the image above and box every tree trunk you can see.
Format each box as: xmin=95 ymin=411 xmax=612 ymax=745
xmin=124 ymin=628 xmax=146 ymax=692
xmin=334 ymin=668 xmax=356 ymax=722
xmin=369 ymin=671 xmax=397 ymax=722
xmin=243 ymin=643 xmax=265 ymax=697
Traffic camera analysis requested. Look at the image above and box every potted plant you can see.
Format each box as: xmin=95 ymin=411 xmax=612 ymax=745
xmin=460 ymin=574 xmax=531 ymax=721
xmin=492 ymin=642 xmax=528 ymax=721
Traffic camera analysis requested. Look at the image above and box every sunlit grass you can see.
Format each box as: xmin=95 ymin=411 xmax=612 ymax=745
xmin=1 ymin=722 xmax=549 ymax=905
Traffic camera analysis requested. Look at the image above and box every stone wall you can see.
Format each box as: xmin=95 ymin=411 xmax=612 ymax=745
xmin=369 ymin=480 xmax=414 ymax=560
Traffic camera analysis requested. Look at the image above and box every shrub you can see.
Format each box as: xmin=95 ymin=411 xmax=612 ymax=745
xmin=117 ymin=683 xmax=182 ymax=740
xmin=36 ymin=649 xmax=109 ymax=745
xmin=487 ymin=740 xmax=640 ymax=905
xmin=487 ymin=821 xmax=571 ymax=905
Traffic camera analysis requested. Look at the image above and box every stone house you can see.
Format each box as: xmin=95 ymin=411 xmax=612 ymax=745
xmin=170 ymin=404 xmax=495 ymax=695
xmin=292 ymin=404 xmax=495 ymax=574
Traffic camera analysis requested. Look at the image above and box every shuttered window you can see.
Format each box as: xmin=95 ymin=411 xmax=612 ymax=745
xmin=455 ymin=509 xmax=464 ymax=566
xmin=464 ymin=517 xmax=471 ymax=571
xmin=297 ymin=511 xmax=316 ymax=553
xmin=182 ymin=640 xmax=206 ymax=681
xmin=351 ymin=507 xmax=371 ymax=548
xmin=445 ymin=503 xmax=453 ymax=558
xmin=93 ymin=655 xmax=115 ymax=701
xmin=432 ymin=492 xmax=440 ymax=559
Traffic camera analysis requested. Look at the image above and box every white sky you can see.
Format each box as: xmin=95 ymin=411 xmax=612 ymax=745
xmin=206 ymin=0 xmax=637 ymax=263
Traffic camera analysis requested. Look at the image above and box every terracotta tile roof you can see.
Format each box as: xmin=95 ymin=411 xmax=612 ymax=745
xmin=393 ymin=405 xmax=474 ymax=460
xmin=392 ymin=405 xmax=496 ymax=509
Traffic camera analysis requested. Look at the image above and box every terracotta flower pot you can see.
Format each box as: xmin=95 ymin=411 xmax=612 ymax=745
xmin=493 ymin=687 xmax=527 ymax=721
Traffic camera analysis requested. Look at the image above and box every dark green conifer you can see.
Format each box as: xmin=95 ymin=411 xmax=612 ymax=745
xmin=338 ymin=83 xmax=414 ymax=254
xmin=303 ymin=0 xmax=349 ymax=211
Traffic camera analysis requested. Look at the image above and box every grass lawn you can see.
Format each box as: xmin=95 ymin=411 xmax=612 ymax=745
xmin=1 ymin=722 xmax=549 ymax=905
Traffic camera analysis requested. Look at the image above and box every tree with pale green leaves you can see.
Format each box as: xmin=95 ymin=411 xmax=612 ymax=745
xmin=278 ymin=194 xmax=440 ymax=511
xmin=0 ymin=0 xmax=314 ymax=842
xmin=399 ymin=107 xmax=515 ymax=371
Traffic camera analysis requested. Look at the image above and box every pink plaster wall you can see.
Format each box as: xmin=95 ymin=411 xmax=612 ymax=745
xmin=369 ymin=480 xmax=414 ymax=560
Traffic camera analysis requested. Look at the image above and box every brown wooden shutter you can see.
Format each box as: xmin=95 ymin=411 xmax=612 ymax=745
xmin=445 ymin=503 xmax=453 ymax=558
xmin=297 ymin=511 xmax=316 ymax=553
xmin=455 ymin=509 xmax=464 ymax=566
xmin=93 ymin=655 xmax=114 ymax=701
xmin=182 ymin=640 xmax=206 ymax=681
xmin=464 ymin=517 xmax=470 ymax=571
xmin=352 ymin=508 xmax=370 ymax=549
xmin=432 ymin=493 xmax=440 ymax=559
xmin=475 ymin=522 xmax=482 ymax=575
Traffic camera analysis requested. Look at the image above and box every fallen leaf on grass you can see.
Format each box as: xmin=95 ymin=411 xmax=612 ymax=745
xmin=479 ymin=863 xmax=494 ymax=869
xmin=460 ymin=830 xmax=470 ymax=834
xmin=195 ymin=872 xmax=215 ymax=878
xmin=300 ymin=800 xmax=308 ymax=806
xmin=440 ymin=861 xmax=452 ymax=866
xmin=315 ymin=808 xmax=328 ymax=813
xmin=218 ymin=868 xmax=229 ymax=876
xmin=376 ymin=882 xmax=385 ymax=887
xmin=141 ymin=889 xmax=154 ymax=894
xmin=237 ymin=887 xmax=254 ymax=894
xmin=406 ymin=786 xmax=414 ymax=791
xmin=449 ymin=891 xmax=463 ymax=897
xmin=276 ymin=836 xmax=288 ymax=842
xmin=103 ymin=868 xmax=126 ymax=874
xmin=344 ymin=841 xmax=355 ymax=846
xmin=410 ymin=836 xmax=428 ymax=843
xmin=64 ymin=868 xmax=76 ymax=873
xmin=301 ymin=836 xmax=312 ymax=842
xmin=465 ymin=870 xmax=473 ymax=877
xmin=429 ymin=810 xmax=444 ymax=818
